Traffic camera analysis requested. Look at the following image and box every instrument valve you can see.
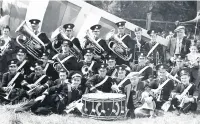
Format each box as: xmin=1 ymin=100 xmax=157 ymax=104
xmin=91 ymin=109 xmax=95 ymax=113
xmin=84 ymin=108 xmax=88 ymax=112
xmin=101 ymin=110 xmax=106 ymax=114
xmin=112 ymin=109 xmax=116 ymax=113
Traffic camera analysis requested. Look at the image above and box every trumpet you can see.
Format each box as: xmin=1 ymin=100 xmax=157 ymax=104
xmin=107 ymin=29 xmax=132 ymax=61
xmin=4 ymin=84 xmax=16 ymax=100
xmin=65 ymin=99 xmax=82 ymax=114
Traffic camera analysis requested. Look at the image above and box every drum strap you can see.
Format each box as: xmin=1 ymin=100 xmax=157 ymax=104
xmin=33 ymin=75 xmax=46 ymax=86
xmin=61 ymin=55 xmax=73 ymax=64
xmin=90 ymin=76 xmax=109 ymax=91
xmin=17 ymin=60 xmax=27 ymax=71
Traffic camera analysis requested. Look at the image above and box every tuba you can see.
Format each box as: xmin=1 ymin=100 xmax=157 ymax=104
xmin=15 ymin=21 xmax=45 ymax=60
xmin=107 ymin=29 xmax=132 ymax=61
xmin=52 ymin=26 xmax=82 ymax=61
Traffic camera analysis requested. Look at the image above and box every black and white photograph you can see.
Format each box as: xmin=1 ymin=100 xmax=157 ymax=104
xmin=0 ymin=0 xmax=199 ymax=124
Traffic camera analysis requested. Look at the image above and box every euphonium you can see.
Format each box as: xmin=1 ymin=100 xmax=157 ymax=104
xmin=107 ymin=29 xmax=132 ymax=61
xmin=52 ymin=26 xmax=82 ymax=61
xmin=15 ymin=21 xmax=46 ymax=60
xmin=84 ymin=29 xmax=104 ymax=55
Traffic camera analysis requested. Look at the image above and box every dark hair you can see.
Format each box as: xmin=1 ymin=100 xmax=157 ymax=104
xmin=3 ymin=25 xmax=10 ymax=31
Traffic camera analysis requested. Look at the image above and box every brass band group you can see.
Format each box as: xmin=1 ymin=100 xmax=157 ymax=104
xmin=0 ymin=18 xmax=199 ymax=119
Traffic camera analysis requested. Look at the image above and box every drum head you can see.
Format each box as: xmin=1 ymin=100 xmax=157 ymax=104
xmin=82 ymin=93 xmax=126 ymax=101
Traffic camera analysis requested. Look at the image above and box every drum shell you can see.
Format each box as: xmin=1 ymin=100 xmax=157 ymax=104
xmin=82 ymin=93 xmax=126 ymax=120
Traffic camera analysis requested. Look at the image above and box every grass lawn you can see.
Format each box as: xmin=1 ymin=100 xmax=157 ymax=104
xmin=0 ymin=103 xmax=200 ymax=124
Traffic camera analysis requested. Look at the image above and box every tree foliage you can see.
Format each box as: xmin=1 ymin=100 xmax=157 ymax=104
xmin=86 ymin=1 xmax=197 ymax=33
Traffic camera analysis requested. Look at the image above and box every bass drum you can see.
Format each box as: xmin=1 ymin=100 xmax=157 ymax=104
xmin=82 ymin=93 xmax=126 ymax=120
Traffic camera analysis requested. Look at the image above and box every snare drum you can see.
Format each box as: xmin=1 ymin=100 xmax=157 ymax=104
xmin=82 ymin=93 xmax=126 ymax=120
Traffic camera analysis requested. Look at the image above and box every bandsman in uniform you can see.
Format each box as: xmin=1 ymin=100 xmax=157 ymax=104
xmin=170 ymin=55 xmax=186 ymax=76
xmin=52 ymin=40 xmax=79 ymax=72
xmin=0 ymin=26 xmax=19 ymax=78
xmin=147 ymin=29 xmax=164 ymax=65
xmin=54 ymin=23 xmax=82 ymax=51
xmin=85 ymin=64 xmax=114 ymax=93
xmin=107 ymin=21 xmax=136 ymax=65
xmin=29 ymin=19 xmax=52 ymax=48
xmin=1 ymin=60 xmax=26 ymax=103
xmin=39 ymin=53 xmax=59 ymax=81
xmin=106 ymin=55 xmax=117 ymax=77
xmin=112 ymin=64 xmax=131 ymax=88
xmin=78 ymin=48 xmax=99 ymax=79
xmin=133 ymin=27 xmax=150 ymax=64
xmin=15 ymin=69 xmax=72 ymax=115
xmin=21 ymin=62 xmax=52 ymax=99
xmin=83 ymin=24 xmax=110 ymax=62
xmin=17 ymin=19 xmax=53 ymax=61
xmin=170 ymin=68 xmax=198 ymax=115
xmin=149 ymin=64 xmax=174 ymax=110
xmin=130 ymin=52 xmax=153 ymax=81
xmin=16 ymin=49 xmax=32 ymax=76
xmin=68 ymin=71 xmax=86 ymax=100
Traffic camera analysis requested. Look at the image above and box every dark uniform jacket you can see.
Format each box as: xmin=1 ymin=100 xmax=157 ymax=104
xmin=107 ymin=67 xmax=116 ymax=76
xmin=38 ymin=32 xmax=56 ymax=58
xmin=78 ymin=60 xmax=99 ymax=75
xmin=133 ymin=37 xmax=150 ymax=64
xmin=173 ymin=83 xmax=198 ymax=98
xmin=42 ymin=63 xmax=59 ymax=81
xmin=1 ymin=72 xmax=24 ymax=88
xmin=132 ymin=64 xmax=153 ymax=80
xmin=56 ymin=53 xmax=79 ymax=71
xmin=84 ymin=38 xmax=111 ymax=57
xmin=25 ymin=73 xmax=49 ymax=86
xmin=17 ymin=59 xmax=32 ymax=76
xmin=149 ymin=78 xmax=174 ymax=101
xmin=86 ymin=74 xmax=113 ymax=93
xmin=110 ymin=34 xmax=136 ymax=65
xmin=55 ymin=33 xmax=82 ymax=52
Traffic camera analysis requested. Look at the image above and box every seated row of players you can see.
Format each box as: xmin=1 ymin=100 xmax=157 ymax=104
xmin=0 ymin=48 xmax=198 ymax=118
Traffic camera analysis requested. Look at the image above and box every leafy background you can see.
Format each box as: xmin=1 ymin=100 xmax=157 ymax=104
xmin=87 ymin=1 xmax=197 ymax=35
